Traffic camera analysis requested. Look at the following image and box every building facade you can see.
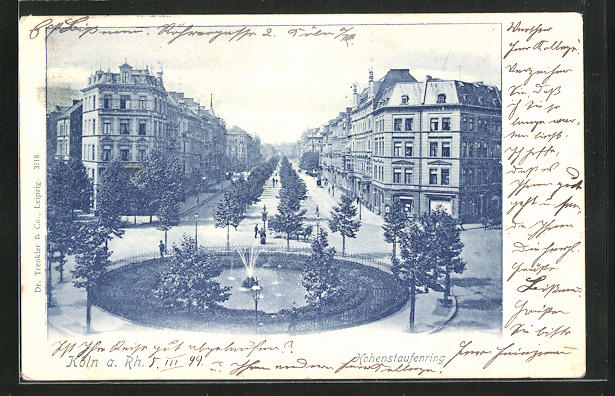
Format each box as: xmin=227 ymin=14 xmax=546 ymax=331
xmin=80 ymin=63 xmax=171 ymax=206
xmin=55 ymin=100 xmax=83 ymax=162
xmin=370 ymin=77 xmax=501 ymax=222
xmin=302 ymin=68 xmax=502 ymax=223
xmin=78 ymin=63 xmax=235 ymax=208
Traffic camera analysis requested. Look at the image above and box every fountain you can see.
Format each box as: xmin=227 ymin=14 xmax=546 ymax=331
xmin=237 ymin=245 xmax=261 ymax=289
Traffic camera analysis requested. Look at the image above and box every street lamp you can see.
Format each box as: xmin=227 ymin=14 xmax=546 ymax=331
xmin=194 ymin=212 xmax=199 ymax=246
xmin=250 ymin=284 xmax=262 ymax=325
xmin=262 ymin=205 xmax=267 ymax=230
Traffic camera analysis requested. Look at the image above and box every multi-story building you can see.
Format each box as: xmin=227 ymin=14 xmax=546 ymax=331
xmin=81 ymin=63 xmax=170 ymax=206
xmin=370 ymin=77 xmax=501 ymax=221
xmin=306 ymin=68 xmax=502 ymax=223
xmin=349 ymin=69 xmax=418 ymax=210
xmin=54 ymin=100 xmax=83 ymax=162
xmin=226 ymin=126 xmax=250 ymax=161
xmin=326 ymin=110 xmax=353 ymax=194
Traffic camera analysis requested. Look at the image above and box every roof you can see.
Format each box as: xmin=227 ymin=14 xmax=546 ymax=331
xmin=376 ymin=79 xmax=501 ymax=109
xmin=57 ymin=100 xmax=83 ymax=118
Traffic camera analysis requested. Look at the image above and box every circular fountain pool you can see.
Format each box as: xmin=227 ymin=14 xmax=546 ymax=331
xmin=217 ymin=268 xmax=307 ymax=312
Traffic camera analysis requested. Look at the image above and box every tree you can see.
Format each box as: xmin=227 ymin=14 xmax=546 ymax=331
xmin=135 ymin=148 xmax=185 ymax=225
xmin=65 ymin=159 xmax=93 ymax=216
xmin=96 ymin=160 xmax=130 ymax=239
xmin=299 ymin=151 xmax=320 ymax=171
xmin=213 ymin=190 xmax=243 ymax=249
xmin=392 ymin=220 xmax=433 ymax=332
xmin=328 ymin=193 xmax=361 ymax=255
xmin=72 ymin=223 xmax=112 ymax=333
xmin=422 ymin=208 xmax=466 ymax=302
xmin=302 ymin=229 xmax=341 ymax=308
xmin=154 ymin=235 xmax=231 ymax=311
xmin=382 ymin=198 xmax=409 ymax=258
xmin=46 ymin=159 xmax=92 ymax=305
xmin=270 ymin=198 xmax=306 ymax=249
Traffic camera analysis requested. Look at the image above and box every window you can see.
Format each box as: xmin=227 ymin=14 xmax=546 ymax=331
xmin=468 ymin=117 xmax=474 ymax=131
xmin=405 ymin=142 xmax=413 ymax=157
xmin=469 ymin=142 xmax=474 ymax=157
xmin=462 ymin=142 xmax=467 ymax=157
xmin=442 ymin=117 xmax=451 ymax=130
xmin=393 ymin=141 xmax=402 ymax=157
xmin=92 ymin=119 xmax=96 ymax=134
xmin=442 ymin=142 xmax=451 ymax=157
xmin=429 ymin=169 xmax=438 ymax=185
xmin=430 ymin=118 xmax=439 ymax=131
xmin=120 ymin=149 xmax=129 ymax=161
xmin=393 ymin=168 xmax=402 ymax=184
xmin=138 ymin=149 xmax=146 ymax=162
xmin=437 ymin=94 xmax=446 ymax=103
xmin=139 ymin=96 xmax=147 ymax=110
xmin=92 ymin=95 xmax=96 ymax=110
xmin=121 ymin=72 xmax=128 ymax=83
xmin=120 ymin=120 xmax=130 ymax=135
xmin=104 ymin=94 xmax=111 ymax=109
xmin=478 ymin=96 xmax=484 ymax=105
xmin=139 ymin=120 xmax=146 ymax=135
xmin=441 ymin=169 xmax=450 ymax=185
xmin=103 ymin=148 xmax=111 ymax=161
xmin=404 ymin=169 xmax=413 ymax=184
xmin=430 ymin=141 xmax=438 ymax=157
xmin=405 ymin=118 xmax=413 ymax=131
xmin=394 ymin=118 xmax=402 ymax=131
xmin=401 ymin=95 xmax=409 ymax=105
xmin=120 ymin=95 xmax=131 ymax=109
xmin=103 ymin=120 xmax=111 ymax=134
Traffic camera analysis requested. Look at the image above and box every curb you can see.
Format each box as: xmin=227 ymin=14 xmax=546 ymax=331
xmin=428 ymin=295 xmax=458 ymax=334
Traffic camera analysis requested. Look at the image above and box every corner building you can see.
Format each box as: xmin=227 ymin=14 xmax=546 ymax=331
xmin=370 ymin=76 xmax=502 ymax=222
xmin=81 ymin=63 xmax=170 ymax=207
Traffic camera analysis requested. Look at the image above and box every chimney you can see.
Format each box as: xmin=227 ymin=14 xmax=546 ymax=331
xmin=157 ymin=70 xmax=164 ymax=84
xmin=352 ymin=83 xmax=359 ymax=107
xmin=369 ymin=67 xmax=374 ymax=98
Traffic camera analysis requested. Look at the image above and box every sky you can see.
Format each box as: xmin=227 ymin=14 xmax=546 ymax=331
xmin=46 ymin=21 xmax=500 ymax=144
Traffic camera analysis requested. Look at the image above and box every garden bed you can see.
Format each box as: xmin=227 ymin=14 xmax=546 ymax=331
xmin=93 ymin=252 xmax=408 ymax=334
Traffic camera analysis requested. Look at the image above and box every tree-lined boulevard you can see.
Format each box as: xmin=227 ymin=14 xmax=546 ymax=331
xmin=47 ymin=155 xmax=502 ymax=335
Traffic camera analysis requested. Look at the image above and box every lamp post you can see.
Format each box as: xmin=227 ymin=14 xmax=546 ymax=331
xmin=262 ymin=205 xmax=267 ymax=230
xmin=194 ymin=213 xmax=199 ymax=246
xmin=251 ymin=284 xmax=262 ymax=325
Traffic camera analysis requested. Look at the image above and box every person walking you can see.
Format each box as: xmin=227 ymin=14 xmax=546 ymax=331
xmin=254 ymin=224 xmax=259 ymax=238
xmin=159 ymin=240 xmax=165 ymax=258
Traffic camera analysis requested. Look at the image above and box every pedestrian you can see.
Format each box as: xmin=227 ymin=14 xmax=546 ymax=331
xmin=332 ymin=185 xmax=335 ymax=196
xmin=259 ymin=227 xmax=267 ymax=245
xmin=254 ymin=224 xmax=259 ymax=238
xmin=159 ymin=240 xmax=165 ymax=258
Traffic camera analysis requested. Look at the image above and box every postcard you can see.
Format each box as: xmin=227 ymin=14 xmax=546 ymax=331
xmin=19 ymin=13 xmax=584 ymax=380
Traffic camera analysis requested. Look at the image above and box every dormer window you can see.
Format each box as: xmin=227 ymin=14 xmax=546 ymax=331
xmin=462 ymin=94 xmax=468 ymax=102
xmin=401 ymin=95 xmax=409 ymax=105
xmin=121 ymin=72 xmax=128 ymax=83
xmin=437 ymin=94 xmax=446 ymax=104
xmin=478 ymin=96 xmax=484 ymax=105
